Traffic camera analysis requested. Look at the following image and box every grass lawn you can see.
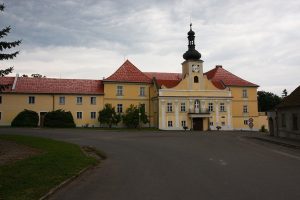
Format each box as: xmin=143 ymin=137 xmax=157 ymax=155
xmin=0 ymin=134 xmax=99 ymax=200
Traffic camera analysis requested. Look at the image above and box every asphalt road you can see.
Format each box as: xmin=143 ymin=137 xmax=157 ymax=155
xmin=1 ymin=128 xmax=300 ymax=200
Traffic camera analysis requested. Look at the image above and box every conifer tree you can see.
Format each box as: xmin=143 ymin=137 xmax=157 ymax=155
xmin=0 ymin=4 xmax=21 ymax=92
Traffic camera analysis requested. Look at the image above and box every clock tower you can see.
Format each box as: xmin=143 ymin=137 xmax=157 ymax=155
xmin=182 ymin=24 xmax=204 ymax=90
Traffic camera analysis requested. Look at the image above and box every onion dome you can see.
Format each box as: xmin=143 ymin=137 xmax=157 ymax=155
xmin=183 ymin=23 xmax=201 ymax=61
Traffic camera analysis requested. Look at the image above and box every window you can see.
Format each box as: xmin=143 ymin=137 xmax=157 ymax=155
xmin=0 ymin=96 xmax=2 ymax=104
xmin=77 ymin=112 xmax=82 ymax=119
xmin=140 ymin=87 xmax=145 ymax=96
xmin=244 ymin=120 xmax=248 ymax=125
xmin=0 ymin=112 xmax=1 ymax=120
xmin=209 ymin=122 xmax=213 ymax=126
xmin=29 ymin=96 xmax=35 ymax=104
xmin=167 ymin=103 xmax=173 ymax=112
xmin=117 ymin=85 xmax=123 ymax=96
xmin=194 ymin=76 xmax=199 ymax=83
xmin=281 ymin=113 xmax=286 ymax=127
xmin=168 ymin=121 xmax=173 ymax=127
xmin=208 ymin=103 xmax=213 ymax=112
xmin=181 ymin=120 xmax=186 ymax=127
xmin=292 ymin=114 xmax=298 ymax=130
xmin=91 ymin=112 xmax=96 ymax=119
xmin=77 ymin=97 xmax=83 ymax=105
xmin=221 ymin=121 xmax=225 ymax=126
xmin=117 ymin=104 xmax=123 ymax=113
xmin=59 ymin=96 xmax=65 ymax=105
xmin=180 ymin=102 xmax=186 ymax=112
xmin=220 ymin=103 xmax=225 ymax=112
xmin=243 ymin=105 xmax=248 ymax=113
xmin=90 ymin=97 xmax=96 ymax=105
xmin=242 ymin=89 xmax=248 ymax=98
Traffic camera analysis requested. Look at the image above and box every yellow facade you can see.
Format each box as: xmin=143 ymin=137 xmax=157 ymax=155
xmin=0 ymin=93 xmax=103 ymax=127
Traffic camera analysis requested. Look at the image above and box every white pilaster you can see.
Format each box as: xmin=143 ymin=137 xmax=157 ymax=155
xmin=215 ymin=100 xmax=219 ymax=126
xmin=175 ymin=100 xmax=179 ymax=128
xmin=227 ymin=100 xmax=232 ymax=129
xmin=161 ymin=100 xmax=166 ymax=129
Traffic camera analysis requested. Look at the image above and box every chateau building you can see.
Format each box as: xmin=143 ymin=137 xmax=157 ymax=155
xmin=0 ymin=25 xmax=259 ymax=130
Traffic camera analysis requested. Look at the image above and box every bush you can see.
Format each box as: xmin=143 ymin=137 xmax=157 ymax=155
xmin=260 ymin=125 xmax=267 ymax=132
xmin=44 ymin=109 xmax=75 ymax=128
xmin=11 ymin=109 xmax=39 ymax=127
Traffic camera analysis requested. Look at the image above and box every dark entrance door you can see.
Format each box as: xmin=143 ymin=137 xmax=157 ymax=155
xmin=40 ymin=112 xmax=47 ymax=127
xmin=193 ymin=118 xmax=203 ymax=130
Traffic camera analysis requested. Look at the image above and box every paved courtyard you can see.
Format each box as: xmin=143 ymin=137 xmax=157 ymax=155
xmin=1 ymin=128 xmax=300 ymax=200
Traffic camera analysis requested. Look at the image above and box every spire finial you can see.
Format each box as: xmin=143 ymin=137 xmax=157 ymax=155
xmin=190 ymin=22 xmax=192 ymax=30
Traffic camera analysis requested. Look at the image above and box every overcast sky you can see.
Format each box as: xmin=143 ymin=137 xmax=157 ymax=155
xmin=1 ymin=0 xmax=299 ymax=95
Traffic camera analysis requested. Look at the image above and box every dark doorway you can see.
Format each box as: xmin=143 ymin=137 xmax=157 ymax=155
xmin=193 ymin=118 xmax=203 ymax=130
xmin=269 ymin=118 xmax=274 ymax=136
xmin=40 ymin=112 xmax=47 ymax=127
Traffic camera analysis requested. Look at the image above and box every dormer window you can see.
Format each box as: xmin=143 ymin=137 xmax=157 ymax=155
xmin=194 ymin=76 xmax=199 ymax=83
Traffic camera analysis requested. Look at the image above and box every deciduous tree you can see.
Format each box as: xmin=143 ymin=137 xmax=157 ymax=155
xmin=98 ymin=104 xmax=121 ymax=128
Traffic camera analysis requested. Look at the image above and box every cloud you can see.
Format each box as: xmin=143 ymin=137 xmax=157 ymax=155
xmin=1 ymin=0 xmax=299 ymax=95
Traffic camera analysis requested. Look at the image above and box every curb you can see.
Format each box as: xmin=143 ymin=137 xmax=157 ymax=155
xmin=248 ymin=136 xmax=300 ymax=149
xmin=39 ymin=164 xmax=96 ymax=200
xmin=39 ymin=146 xmax=104 ymax=200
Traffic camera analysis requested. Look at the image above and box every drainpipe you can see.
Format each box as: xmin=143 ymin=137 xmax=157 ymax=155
xmin=52 ymin=94 xmax=55 ymax=111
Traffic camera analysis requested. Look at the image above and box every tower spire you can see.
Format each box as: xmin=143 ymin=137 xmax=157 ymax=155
xmin=183 ymin=24 xmax=201 ymax=61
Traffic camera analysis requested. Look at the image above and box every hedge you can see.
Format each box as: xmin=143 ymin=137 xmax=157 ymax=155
xmin=44 ymin=109 xmax=76 ymax=128
xmin=11 ymin=109 xmax=39 ymax=127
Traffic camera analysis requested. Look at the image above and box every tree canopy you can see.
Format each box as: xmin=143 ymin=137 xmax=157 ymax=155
xmin=122 ymin=104 xmax=149 ymax=128
xmin=257 ymin=91 xmax=282 ymax=112
xmin=0 ymin=3 xmax=21 ymax=92
xmin=98 ymin=104 xmax=121 ymax=128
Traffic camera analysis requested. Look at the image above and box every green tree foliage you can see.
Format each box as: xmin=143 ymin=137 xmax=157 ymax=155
xmin=11 ymin=109 xmax=39 ymax=127
xmin=44 ymin=110 xmax=76 ymax=128
xmin=122 ymin=104 xmax=149 ymax=128
xmin=0 ymin=4 xmax=21 ymax=92
xmin=98 ymin=104 xmax=121 ymax=128
xmin=257 ymin=91 xmax=282 ymax=112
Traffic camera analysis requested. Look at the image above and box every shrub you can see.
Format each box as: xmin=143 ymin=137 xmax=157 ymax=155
xmin=44 ymin=109 xmax=75 ymax=128
xmin=260 ymin=125 xmax=267 ymax=132
xmin=11 ymin=109 xmax=39 ymax=127
xmin=122 ymin=104 xmax=149 ymax=128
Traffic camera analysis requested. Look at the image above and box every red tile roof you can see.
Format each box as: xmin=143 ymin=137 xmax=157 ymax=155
xmin=0 ymin=76 xmax=104 ymax=94
xmin=0 ymin=76 xmax=14 ymax=89
xmin=104 ymin=60 xmax=152 ymax=83
xmin=144 ymin=72 xmax=182 ymax=88
xmin=204 ymin=65 xmax=258 ymax=89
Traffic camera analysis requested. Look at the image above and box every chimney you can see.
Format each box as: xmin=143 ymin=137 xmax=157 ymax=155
xmin=216 ymin=65 xmax=222 ymax=68
xmin=12 ymin=73 xmax=19 ymax=90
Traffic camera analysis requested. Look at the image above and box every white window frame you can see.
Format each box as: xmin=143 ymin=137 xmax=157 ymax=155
xmin=90 ymin=97 xmax=96 ymax=105
xmin=91 ymin=112 xmax=96 ymax=119
xmin=242 ymin=89 xmax=248 ymax=98
xmin=29 ymin=96 xmax=35 ymax=104
xmin=220 ymin=103 xmax=225 ymax=112
xmin=208 ymin=103 xmax=213 ymax=112
xmin=244 ymin=120 xmax=248 ymax=125
xmin=0 ymin=96 xmax=2 ymax=104
xmin=77 ymin=97 xmax=83 ymax=105
xmin=168 ymin=121 xmax=173 ymax=127
xmin=59 ymin=96 xmax=65 ymax=105
xmin=181 ymin=120 xmax=186 ymax=127
xmin=77 ymin=112 xmax=82 ymax=119
xmin=180 ymin=102 xmax=186 ymax=112
xmin=209 ymin=121 xmax=213 ymax=126
xmin=0 ymin=111 xmax=2 ymax=120
xmin=243 ymin=105 xmax=248 ymax=113
xmin=167 ymin=103 xmax=173 ymax=112
xmin=117 ymin=85 xmax=123 ymax=96
xmin=139 ymin=87 xmax=145 ymax=96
